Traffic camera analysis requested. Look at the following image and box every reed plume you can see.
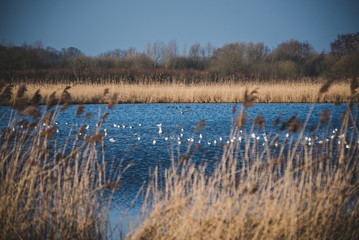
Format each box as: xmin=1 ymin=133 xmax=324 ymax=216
xmin=31 ymin=89 xmax=42 ymax=106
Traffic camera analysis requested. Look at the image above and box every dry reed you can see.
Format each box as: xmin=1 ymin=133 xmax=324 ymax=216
xmin=6 ymin=80 xmax=351 ymax=105
xmin=1 ymin=80 xmax=358 ymax=239
xmin=0 ymin=87 xmax=129 ymax=239
xmin=129 ymin=86 xmax=359 ymax=239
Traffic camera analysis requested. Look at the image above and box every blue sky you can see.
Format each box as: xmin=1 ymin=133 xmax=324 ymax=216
xmin=1 ymin=0 xmax=358 ymax=56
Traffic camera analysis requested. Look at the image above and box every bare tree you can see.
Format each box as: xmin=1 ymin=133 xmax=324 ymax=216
xmin=163 ymin=40 xmax=178 ymax=68
xmin=145 ymin=40 xmax=165 ymax=68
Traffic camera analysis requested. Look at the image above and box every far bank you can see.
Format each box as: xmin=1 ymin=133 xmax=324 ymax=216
xmin=2 ymin=81 xmax=351 ymax=105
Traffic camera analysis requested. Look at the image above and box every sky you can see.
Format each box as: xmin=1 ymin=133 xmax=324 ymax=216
xmin=0 ymin=0 xmax=358 ymax=56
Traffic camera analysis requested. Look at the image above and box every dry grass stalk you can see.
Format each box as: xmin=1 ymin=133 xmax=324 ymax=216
xmin=194 ymin=120 xmax=206 ymax=132
xmin=107 ymin=93 xmax=118 ymax=109
xmin=320 ymin=109 xmax=330 ymax=124
xmin=0 ymin=88 xmax=130 ymax=239
xmin=8 ymin=80 xmax=351 ymax=104
xmin=129 ymin=84 xmax=359 ymax=240
xmin=76 ymin=104 xmax=85 ymax=116
xmin=31 ymin=89 xmax=42 ymax=106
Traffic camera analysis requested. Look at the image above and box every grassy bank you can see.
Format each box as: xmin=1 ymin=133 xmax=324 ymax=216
xmin=5 ymin=81 xmax=351 ymax=104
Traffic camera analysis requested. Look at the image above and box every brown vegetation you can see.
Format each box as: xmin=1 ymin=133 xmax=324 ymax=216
xmin=129 ymin=84 xmax=359 ymax=240
xmin=0 ymin=80 xmax=358 ymax=239
xmin=0 ymin=86 xmax=129 ymax=239
xmin=3 ymin=80 xmax=351 ymax=105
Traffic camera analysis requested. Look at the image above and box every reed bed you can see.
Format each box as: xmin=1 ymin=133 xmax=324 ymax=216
xmin=0 ymin=86 xmax=128 ymax=239
xmin=1 ymin=79 xmax=358 ymax=239
xmin=129 ymin=85 xmax=359 ymax=239
xmin=7 ymin=81 xmax=350 ymax=104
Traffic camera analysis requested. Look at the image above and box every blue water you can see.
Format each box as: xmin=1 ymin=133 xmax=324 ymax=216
xmin=0 ymin=103 xmax=356 ymax=216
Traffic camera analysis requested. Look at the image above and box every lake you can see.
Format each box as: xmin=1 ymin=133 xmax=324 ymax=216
xmin=0 ymin=102 xmax=355 ymax=232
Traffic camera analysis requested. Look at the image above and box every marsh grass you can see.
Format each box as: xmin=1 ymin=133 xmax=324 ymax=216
xmin=1 ymin=79 xmax=358 ymax=239
xmin=0 ymin=86 xmax=128 ymax=239
xmin=129 ymin=81 xmax=359 ymax=239
xmin=6 ymin=80 xmax=351 ymax=105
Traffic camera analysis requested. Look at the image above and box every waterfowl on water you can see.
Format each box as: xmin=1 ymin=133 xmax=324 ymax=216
xmin=175 ymin=104 xmax=192 ymax=114
xmin=157 ymin=123 xmax=163 ymax=136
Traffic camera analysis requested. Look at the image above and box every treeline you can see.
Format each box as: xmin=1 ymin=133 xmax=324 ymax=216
xmin=0 ymin=33 xmax=358 ymax=84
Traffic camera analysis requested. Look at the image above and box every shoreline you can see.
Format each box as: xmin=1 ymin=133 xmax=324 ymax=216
xmin=3 ymin=82 xmax=351 ymax=105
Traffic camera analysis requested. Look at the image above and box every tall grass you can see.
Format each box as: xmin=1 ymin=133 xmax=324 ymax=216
xmin=0 ymin=86 xmax=128 ymax=239
xmin=7 ymin=80 xmax=351 ymax=104
xmin=1 ymin=79 xmax=358 ymax=239
xmin=129 ymin=82 xmax=359 ymax=239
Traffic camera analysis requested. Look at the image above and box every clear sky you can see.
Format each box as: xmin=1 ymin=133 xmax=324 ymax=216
xmin=0 ymin=0 xmax=358 ymax=56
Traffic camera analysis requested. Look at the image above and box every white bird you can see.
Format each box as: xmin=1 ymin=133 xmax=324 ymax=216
xmin=109 ymin=138 xmax=116 ymax=143
xmin=219 ymin=137 xmax=223 ymax=141
xmin=153 ymin=139 xmax=156 ymax=145
xmin=175 ymin=104 xmax=192 ymax=114
xmin=164 ymin=137 xmax=169 ymax=141
xmin=113 ymin=124 xmax=117 ymax=128
xmin=157 ymin=123 xmax=163 ymax=136
xmin=199 ymin=134 xmax=203 ymax=139
xmin=138 ymin=136 xmax=141 ymax=141
xmin=139 ymin=123 xmax=142 ymax=127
